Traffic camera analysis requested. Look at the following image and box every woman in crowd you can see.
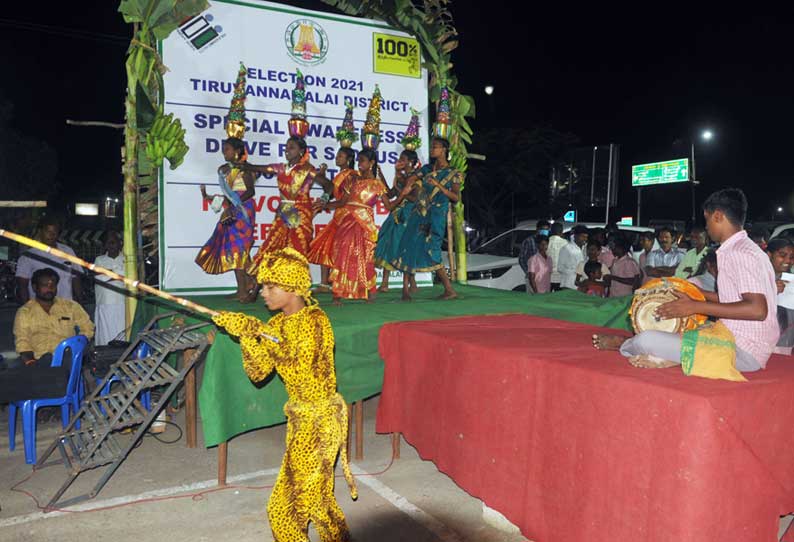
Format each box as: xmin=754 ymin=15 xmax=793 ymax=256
xmin=767 ymin=238 xmax=794 ymax=354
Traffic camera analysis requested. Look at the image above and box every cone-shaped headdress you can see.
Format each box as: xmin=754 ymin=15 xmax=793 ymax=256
xmin=336 ymin=99 xmax=356 ymax=148
xmin=226 ymin=62 xmax=247 ymax=139
xmin=400 ymin=107 xmax=422 ymax=151
xmin=288 ymin=68 xmax=310 ymax=138
xmin=360 ymin=85 xmax=382 ymax=150
xmin=432 ymin=85 xmax=454 ymax=141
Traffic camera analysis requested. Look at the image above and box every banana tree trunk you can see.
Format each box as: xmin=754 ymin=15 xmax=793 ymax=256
xmin=123 ymin=77 xmax=140 ymax=333
xmin=453 ymin=201 xmax=467 ymax=283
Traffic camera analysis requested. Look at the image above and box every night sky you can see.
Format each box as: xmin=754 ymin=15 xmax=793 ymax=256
xmin=1 ymin=2 xmax=792 ymax=225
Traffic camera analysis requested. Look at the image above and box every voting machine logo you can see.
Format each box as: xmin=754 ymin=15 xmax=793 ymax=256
xmin=178 ymin=13 xmax=224 ymax=51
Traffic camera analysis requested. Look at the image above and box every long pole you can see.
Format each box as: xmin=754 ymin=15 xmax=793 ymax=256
xmin=637 ymin=187 xmax=642 ymax=226
xmin=590 ymin=146 xmax=597 ymax=207
xmin=690 ymin=142 xmax=697 ymax=223
xmin=0 ymin=229 xmax=279 ymax=342
xmin=605 ymin=144 xmax=614 ymax=225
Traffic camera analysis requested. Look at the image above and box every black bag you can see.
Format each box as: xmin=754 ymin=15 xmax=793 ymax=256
xmin=87 ymin=340 xmax=130 ymax=379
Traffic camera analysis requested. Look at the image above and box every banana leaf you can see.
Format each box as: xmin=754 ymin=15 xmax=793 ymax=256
xmin=136 ymin=81 xmax=158 ymax=131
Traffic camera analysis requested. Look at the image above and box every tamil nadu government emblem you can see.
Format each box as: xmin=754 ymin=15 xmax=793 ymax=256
xmin=284 ymin=19 xmax=329 ymax=66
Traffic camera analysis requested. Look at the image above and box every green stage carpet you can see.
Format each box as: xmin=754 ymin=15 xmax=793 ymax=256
xmin=134 ymin=285 xmax=632 ymax=447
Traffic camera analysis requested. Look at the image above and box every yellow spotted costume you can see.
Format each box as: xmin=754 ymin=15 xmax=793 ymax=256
xmin=212 ymin=248 xmax=357 ymax=542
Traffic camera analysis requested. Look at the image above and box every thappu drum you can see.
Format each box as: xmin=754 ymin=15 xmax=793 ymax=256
xmin=629 ymin=277 xmax=708 ymax=334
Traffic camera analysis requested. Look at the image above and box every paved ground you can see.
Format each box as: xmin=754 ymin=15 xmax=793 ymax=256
xmin=0 ymin=396 xmax=529 ymax=542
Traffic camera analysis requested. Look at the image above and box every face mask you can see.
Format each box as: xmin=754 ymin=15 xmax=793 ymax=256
xmin=538 ymin=229 xmax=550 ymax=236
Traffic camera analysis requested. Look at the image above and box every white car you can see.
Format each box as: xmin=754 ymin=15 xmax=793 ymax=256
xmin=770 ymin=223 xmax=794 ymax=241
xmin=445 ymin=221 xmax=654 ymax=291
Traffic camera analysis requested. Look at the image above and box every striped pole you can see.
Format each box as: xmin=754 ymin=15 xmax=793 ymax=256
xmin=0 ymin=229 xmax=279 ymax=343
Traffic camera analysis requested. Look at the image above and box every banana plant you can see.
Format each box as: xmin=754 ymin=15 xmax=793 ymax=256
xmin=321 ymin=0 xmax=475 ymax=282
xmin=117 ymin=0 xmax=208 ymax=330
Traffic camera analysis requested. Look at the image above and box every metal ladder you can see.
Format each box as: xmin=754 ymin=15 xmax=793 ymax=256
xmin=35 ymin=313 xmax=210 ymax=509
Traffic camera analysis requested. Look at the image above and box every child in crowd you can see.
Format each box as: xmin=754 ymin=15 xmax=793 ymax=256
xmin=527 ymin=236 xmax=552 ymax=294
xmin=605 ymin=236 xmax=641 ymax=297
xmin=578 ymin=260 xmax=606 ymax=297
xmin=575 ymin=240 xmax=610 ymax=287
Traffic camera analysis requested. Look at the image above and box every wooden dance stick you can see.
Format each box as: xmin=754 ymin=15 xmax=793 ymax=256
xmin=0 ymin=229 xmax=279 ymax=343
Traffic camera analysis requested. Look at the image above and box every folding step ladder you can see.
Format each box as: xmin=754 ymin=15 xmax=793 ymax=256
xmin=35 ymin=313 xmax=210 ymax=509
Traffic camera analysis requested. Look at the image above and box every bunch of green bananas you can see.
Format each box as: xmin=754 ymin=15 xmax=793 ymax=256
xmin=145 ymin=111 xmax=190 ymax=170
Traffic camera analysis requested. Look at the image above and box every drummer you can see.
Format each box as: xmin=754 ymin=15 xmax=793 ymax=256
xmin=593 ymin=188 xmax=779 ymax=372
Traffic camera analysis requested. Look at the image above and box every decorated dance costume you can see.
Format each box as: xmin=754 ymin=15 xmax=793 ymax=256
xmin=213 ymin=248 xmax=357 ymax=542
xmin=307 ymin=100 xmax=358 ymax=269
xmin=391 ymin=165 xmax=462 ymax=272
xmin=392 ymin=87 xmax=462 ymax=273
xmin=248 ymin=70 xmax=318 ymax=272
xmin=196 ymin=63 xmax=256 ymax=274
xmin=327 ymin=87 xmax=387 ymax=299
xmin=374 ymin=108 xmax=421 ymax=270
xmin=330 ymin=177 xmax=387 ymax=299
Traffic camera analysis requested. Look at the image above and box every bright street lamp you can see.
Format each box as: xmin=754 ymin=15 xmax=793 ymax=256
xmin=777 ymin=207 xmax=784 ymax=213
xmin=484 ymin=85 xmax=494 ymax=95
xmin=689 ymin=129 xmax=715 ymax=223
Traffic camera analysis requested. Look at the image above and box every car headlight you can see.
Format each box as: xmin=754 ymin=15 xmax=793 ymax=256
xmin=467 ymin=266 xmax=513 ymax=281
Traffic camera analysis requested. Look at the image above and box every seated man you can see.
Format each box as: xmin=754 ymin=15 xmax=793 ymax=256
xmin=593 ymin=188 xmax=779 ymax=372
xmin=645 ymin=227 xmax=684 ymax=278
xmin=3 ymin=268 xmax=94 ymax=400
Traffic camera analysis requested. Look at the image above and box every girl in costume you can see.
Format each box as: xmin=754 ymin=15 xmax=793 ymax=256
xmin=213 ymin=248 xmax=357 ymax=542
xmin=319 ymin=148 xmax=388 ymax=304
xmin=307 ymin=100 xmax=359 ymax=292
xmin=392 ymin=87 xmax=462 ymax=301
xmin=195 ymin=64 xmax=256 ymax=302
xmin=307 ymin=147 xmax=357 ymax=291
xmin=243 ymin=70 xmax=332 ymax=282
xmin=374 ymin=108 xmax=422 ymax=293
xmin=392 ymin=138 xmax=462 ymax=301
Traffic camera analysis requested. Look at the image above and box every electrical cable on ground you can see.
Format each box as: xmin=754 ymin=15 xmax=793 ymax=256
xmin=10 ymin=445 xmax=396 ymax=515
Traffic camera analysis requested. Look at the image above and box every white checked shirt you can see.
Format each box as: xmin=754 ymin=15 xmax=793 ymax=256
xmin=716 ymin=230 xmax=780 ymax=368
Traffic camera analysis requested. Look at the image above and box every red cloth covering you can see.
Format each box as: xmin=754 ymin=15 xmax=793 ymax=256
xmin=376 ymin=315 xmax=794 ymax=542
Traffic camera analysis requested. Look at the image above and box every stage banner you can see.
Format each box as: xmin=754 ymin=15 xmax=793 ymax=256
xmin=159 ymin=0 xmax=431 ymax=294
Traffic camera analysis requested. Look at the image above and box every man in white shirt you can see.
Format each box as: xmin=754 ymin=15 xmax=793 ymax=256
xmin=547 ymin=222 xmax=568 ymax=290
xmin=557 ymin=225 xmax=589 ymax=290
xmin=645 ymin=228 xmax=684 ymax=278
xmin=15 ymin=216 xmax=83 ymax=303
xmin=93 ymin=231 xmax=127 ymax=345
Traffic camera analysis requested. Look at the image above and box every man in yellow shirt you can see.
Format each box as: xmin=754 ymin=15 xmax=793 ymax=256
xmin=1 ymin=268 xmax=94 ymax=403
xmin=13 ymin=267 xmax=94 ymax=366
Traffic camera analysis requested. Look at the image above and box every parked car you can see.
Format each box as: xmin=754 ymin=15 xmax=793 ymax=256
xmin=444 ymin=221 xmax=654 ymax=291
xmin=770 ymin=223 xmax=794 ymax=241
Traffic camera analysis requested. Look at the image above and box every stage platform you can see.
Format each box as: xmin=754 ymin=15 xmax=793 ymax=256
xmin=134 ymin=285 xmax=633 ymax=447
xmin=377 ymin=314 xmax=794 ymax=542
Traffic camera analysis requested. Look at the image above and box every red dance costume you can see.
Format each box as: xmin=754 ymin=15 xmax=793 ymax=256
xmin=307 ymin=168 xmax=358 ymax=268
xmin=329 ymin=177 xmax=387 ymax=299
xmin=248 ymin=153 xmax=317 ymax=275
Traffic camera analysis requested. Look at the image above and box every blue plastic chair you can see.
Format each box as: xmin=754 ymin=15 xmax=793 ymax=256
xmin=95 ymin=342 xmax=152 ymax=411
xmin=8 ymin=335 xmax=89 ymax=464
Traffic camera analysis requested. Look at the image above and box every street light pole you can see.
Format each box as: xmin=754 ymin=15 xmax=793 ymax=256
xmin=690 ymin=142 xmax=697 ymax=224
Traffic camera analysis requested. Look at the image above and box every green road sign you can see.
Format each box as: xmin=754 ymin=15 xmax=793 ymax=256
xmin=632 ymin=158 xmax=690 ymax=187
